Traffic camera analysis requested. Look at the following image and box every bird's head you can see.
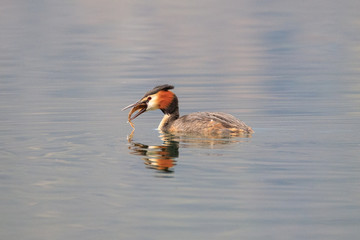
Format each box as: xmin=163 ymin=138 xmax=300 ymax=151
xmin=122 ymin=84 xmax=178 ymax=121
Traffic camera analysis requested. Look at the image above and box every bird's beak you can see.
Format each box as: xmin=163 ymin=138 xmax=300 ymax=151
xmin=122 ymin=101 xmax=139 ymax=111
xmin=122 ymin=101 xmax=147 ymax=121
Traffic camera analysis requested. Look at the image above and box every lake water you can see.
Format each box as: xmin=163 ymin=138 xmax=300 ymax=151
xmin=1 ymin=1 xmax=360 ymax=239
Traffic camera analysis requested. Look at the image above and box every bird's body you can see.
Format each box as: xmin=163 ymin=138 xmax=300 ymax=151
xmin=123 ymin=85 xmax=253 ymax=137
xmin=159 ymin=111 xmax=253 ymax=136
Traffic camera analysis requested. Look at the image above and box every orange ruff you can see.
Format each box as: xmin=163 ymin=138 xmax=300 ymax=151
xmin=157 ymin=90 xmax=174 ymax=110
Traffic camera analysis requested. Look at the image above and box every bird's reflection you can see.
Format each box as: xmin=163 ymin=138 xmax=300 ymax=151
xmin=127 ymin=132 xmax=179 ymax=173
xmin=127 ymin=130 xmax=251 ymax=174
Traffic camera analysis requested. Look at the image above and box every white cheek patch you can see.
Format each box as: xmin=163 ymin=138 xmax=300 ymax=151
xmin=146 ymin=95 xmax=159 ymax=111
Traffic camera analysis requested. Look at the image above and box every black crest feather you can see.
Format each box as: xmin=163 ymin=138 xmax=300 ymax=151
xmin=143 ymin=84 xmax=174 ymax=97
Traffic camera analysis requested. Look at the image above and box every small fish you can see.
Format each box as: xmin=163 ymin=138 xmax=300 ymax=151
xmin=127 ymin=103 xmax=147 ymax=130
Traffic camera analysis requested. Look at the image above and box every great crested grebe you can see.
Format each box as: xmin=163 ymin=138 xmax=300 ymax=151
xmin=123 ymin=84 xmax=253 ymax=137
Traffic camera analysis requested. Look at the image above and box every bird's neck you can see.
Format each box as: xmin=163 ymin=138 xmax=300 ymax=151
xmin=158 ymin=94 xmax=179 ymax=131
xmin=158 ymin=105 xmax=179 ymax=132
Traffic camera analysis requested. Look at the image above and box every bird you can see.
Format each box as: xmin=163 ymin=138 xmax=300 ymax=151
xmin=122 ymin=84 xmax=253 ymax=137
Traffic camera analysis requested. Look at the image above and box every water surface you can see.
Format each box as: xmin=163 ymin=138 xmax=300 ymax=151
xmin=1 ymin=1 xmax=360 ymax=240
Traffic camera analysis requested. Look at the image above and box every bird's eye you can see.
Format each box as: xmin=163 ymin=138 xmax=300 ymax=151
xmin=147 ymin=97 xmax=152 ymax=101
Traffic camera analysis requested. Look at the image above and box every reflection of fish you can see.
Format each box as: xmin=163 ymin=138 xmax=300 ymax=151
xmin=123 ymin=84 xmax=253 ymax=137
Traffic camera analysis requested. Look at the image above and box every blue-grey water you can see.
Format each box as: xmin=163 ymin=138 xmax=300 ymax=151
xmin=1 ymin=1 xmax=360 ymax=239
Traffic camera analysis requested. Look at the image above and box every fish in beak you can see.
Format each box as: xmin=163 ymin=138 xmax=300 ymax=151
xmin=122 ymin=101 xmax=147 ymax=121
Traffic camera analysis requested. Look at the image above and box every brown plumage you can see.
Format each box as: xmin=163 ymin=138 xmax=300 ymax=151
xmin=123 ymin=85 xmax=253 ymax=137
